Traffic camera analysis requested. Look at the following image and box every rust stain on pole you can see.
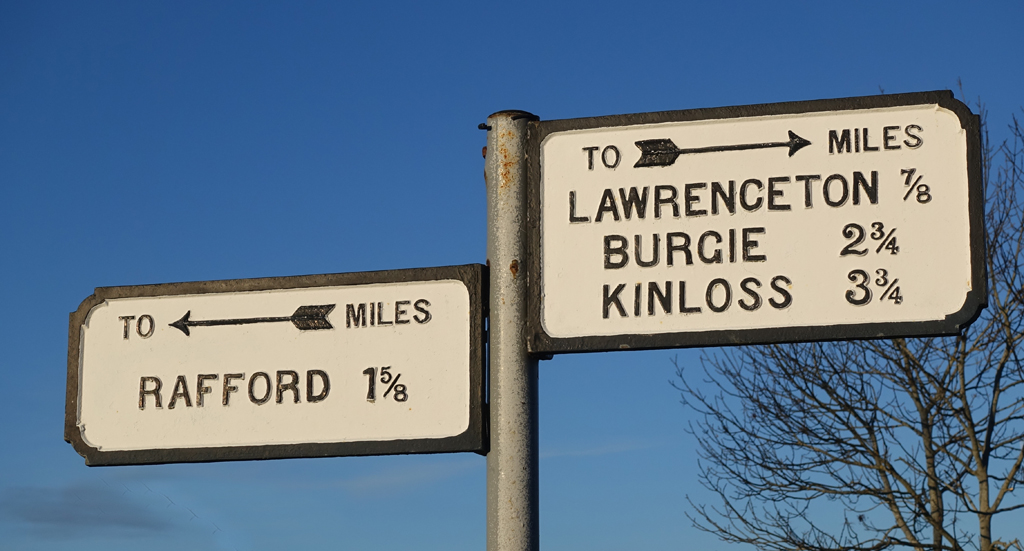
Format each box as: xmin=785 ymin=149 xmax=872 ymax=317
xmin=484 ymin=109 xmax=540 ymax=551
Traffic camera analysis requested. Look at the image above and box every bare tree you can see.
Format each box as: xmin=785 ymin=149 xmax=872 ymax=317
xmin=675 ymin=110 xmax=1024 ymax=551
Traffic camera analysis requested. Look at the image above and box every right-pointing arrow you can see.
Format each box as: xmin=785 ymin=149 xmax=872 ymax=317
xmin=634 ymin=130 xmax=812 ymax=168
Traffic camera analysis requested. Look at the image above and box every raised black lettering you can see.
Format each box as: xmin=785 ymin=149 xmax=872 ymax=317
xmin=742 ymin=227 xmax=767 ymax=262
xmin=829 ymin=129 xmax=851 ymax=153
xmin=306 ymin=370 xmax=330 ymax=403
xmin=249 ymin=372 xmax=272 ymax=405
xmin=853 ymin=171 xmax=878 ymax=205
xmin=602 ymin=146 xmax=620 ymax=168
xmin=823 ymin=174 xmax=849 ymax=207
xmin=796 ymin=174 xmax=821 ymax=208
xmin=583 ymin=146 xmax=599 ymax=170
xmin=654 ymin=185 xmax=679 ymax=219
xmin=569 ymin=191 xmax=590 ymax=223
xmin=618 ymin=187 xmax=649 ymax=220
xmin=139 ymin=377 xmax=162 ymax=409
xmin=666 ymin=232 xmax=692 ymax=266
xmin=634 ymin=283 xmax=642 ymax=317
xmin=595 ymin=189 xmax=620 ymax=222
xmin=376 ymin=302 xmax=393 ymax=326
xmin=728 ymin=229 xmax=736 ymax=263
xmin=698 ymin=231 xmax=723 ymax=264
xmin=684 ymin=183 xmax=707 ymax=217
xmin=904 ymin=125 xmax=923 ymax=148
xmin=770 ymin=275 xmax=793 ymax=309
xmin=196 ymin=374 xmax=217 ymax=407
xmin=223 ymin=373 xmax=243 ymax=406
xmin=706 ymin=279 xmax=732 ymax=313
xmin=603 ymin=284 xmax=628 ymax=318
xmin=883 ymin=126 xmax=901 ymax=150
xmin=740 ymin=179 xmax=763 ymax=211
xmin=635 ymin=234 xmax=660 ymax=267
xmin=413 ymin=299 xmax=432 ymax=323
xmin=276 ymin=370 xmax=300 ymax=404
xmin=604 ymin=235 xmax=629 ymax=269
xmin=767 ymin=177 xmax=790 ymax=211
xmin=862 ymin=128 xmax=879 ymax=151
xmin=738 ymin=278 xmax=762 ymax=311
xmin=136 ymin=315 xmax=154 ymax=338
xmin=679 ymin=282 xmax=702 ymax=314
xmin=395 ymin=301 xmax=411 ymax=324
xmin=120 ymin=316 xmax=135 ymax=340
xmin=648 ymin=281 xmax=672 ymax=316
xmin=346 ymin=303 xmax=367 ymax=328
xmin=711 ymin=181 xmax=735 ymax=215
xmin=168 ymin=375 xmax=192 ymax=409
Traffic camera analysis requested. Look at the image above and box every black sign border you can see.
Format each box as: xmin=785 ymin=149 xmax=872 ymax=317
xmin=526 ymin=91 xmax=986 ymax=355
xmin=66 ymin=264 xmax=488 ymax=466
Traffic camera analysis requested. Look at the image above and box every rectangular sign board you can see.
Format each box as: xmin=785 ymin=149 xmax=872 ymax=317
xmin=527 ymin=91 xmax=985 ymax=354
xmin=66 ymin=264 xmax=486 ymax=465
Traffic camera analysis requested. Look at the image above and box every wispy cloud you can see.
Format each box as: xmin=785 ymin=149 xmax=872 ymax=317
xmin=0 ymin=479 xmax=231 ymax=549
xmin=0 ymin=482 xmax=173 ymax=539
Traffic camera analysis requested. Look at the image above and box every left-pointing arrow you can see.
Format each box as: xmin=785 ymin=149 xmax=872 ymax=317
xmin=169 ymin=304 xmax=336 ymax=336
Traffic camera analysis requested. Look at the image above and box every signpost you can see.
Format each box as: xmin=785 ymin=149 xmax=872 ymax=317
xmin=65 ymin=90 xmax=987 ymax=551
xmin=65 ymin=264 xmax=486 ymax=465
xmin=526 ymin=91 xmax=985 ymax=354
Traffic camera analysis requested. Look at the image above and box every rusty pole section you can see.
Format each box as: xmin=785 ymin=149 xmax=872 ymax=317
xmin=484 ymin=110 xmax=539 ymax=551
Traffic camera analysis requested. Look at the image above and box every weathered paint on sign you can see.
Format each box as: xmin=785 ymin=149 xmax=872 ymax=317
xmin=66 ymin=264 xmax=486 ymax=465
xmin=527 ymin=91 xmax=985 ymax=354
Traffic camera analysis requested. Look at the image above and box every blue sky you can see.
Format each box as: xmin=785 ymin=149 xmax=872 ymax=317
xmin=2 ymin=2 xmax=1023 ymax=549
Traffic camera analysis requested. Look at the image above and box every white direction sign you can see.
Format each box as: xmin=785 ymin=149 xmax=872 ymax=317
xmin=66 ymin=265 xmax=486 ymax=465
xmin=527 ymin=91 xmax=985 ymax=354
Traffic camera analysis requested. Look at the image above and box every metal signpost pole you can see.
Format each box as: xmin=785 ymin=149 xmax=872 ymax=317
xmin=484 ymin=110 xmax=539 ymax=551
